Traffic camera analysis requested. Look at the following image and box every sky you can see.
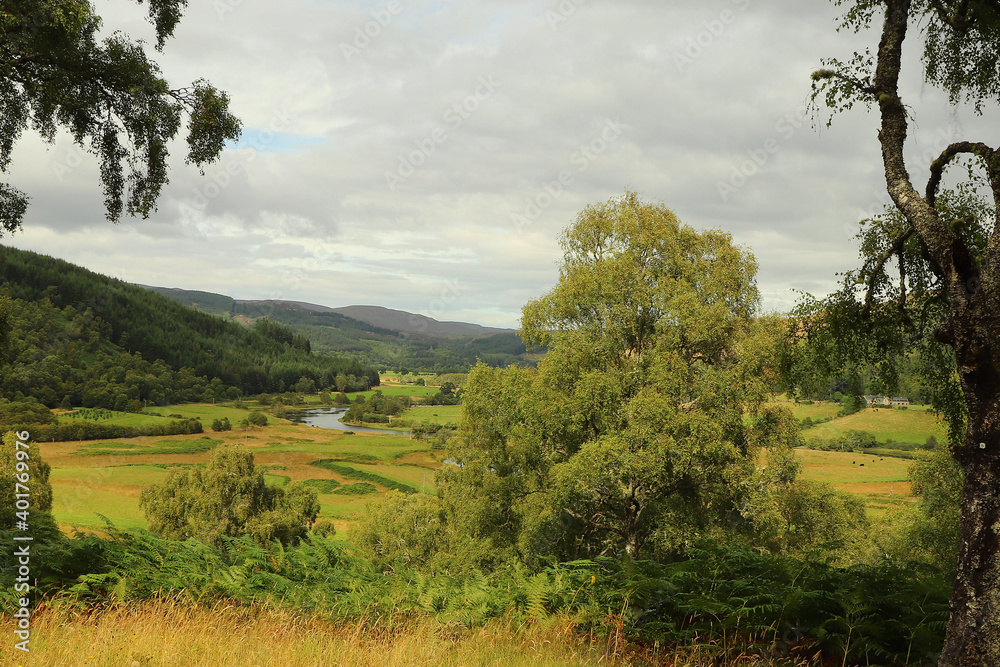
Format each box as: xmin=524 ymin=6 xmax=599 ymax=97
xmin=3 ymin=0 xmax=997 ymax=329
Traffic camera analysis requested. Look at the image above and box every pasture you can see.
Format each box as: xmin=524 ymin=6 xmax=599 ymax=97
xmin=768 ymin=397 xmax=843 ymax=422
xmin=399 ymin=404 xmax=462 ymax=425
xmin=37 ymin=396 xmax=949 ymax=535
xmin=37 ymin=407 xmax=439 ymax=536
xmin=802 ymin=406 xmax=948 ymax=445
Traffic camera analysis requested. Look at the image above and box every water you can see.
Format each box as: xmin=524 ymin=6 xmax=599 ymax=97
xmin=286 ymin=407 xmax=407 ymax=434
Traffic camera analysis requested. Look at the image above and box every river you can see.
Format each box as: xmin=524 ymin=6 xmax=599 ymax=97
xmin=285 ymin=407 xmax=408 ymax=435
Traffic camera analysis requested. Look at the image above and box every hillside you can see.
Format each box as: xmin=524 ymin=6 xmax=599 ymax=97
xmin=0 ymin=246 xmax=379 ymax=409
xmin=326 ymin=304 xmax=510 ymax=337
xmin=145 ymin=287 xmax=537 ymax=373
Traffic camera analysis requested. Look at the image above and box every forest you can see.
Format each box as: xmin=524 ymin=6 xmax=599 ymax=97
xmin=0 ymin=246 xmax=381 ymax=410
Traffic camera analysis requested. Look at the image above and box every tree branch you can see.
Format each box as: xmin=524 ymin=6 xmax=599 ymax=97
xmin=858 ymin=225 xmax=914 ymax=321
xmin=928 ymin=0 xmax=973 ymax=31
xmin=811 ymin=67 xmax=877 ymax=98
xmin=926 ymin=141 xmax=998 ymax=206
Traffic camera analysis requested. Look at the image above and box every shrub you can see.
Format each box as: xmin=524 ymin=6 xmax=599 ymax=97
xmin=139 ymin=444 xmax=318 ymax=546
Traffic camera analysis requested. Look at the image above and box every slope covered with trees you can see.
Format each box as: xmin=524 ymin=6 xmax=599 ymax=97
xmin=149 ymin=287 xmax=539 ymax=372
xmin=0 ymin=246 xmax=378 ymax=408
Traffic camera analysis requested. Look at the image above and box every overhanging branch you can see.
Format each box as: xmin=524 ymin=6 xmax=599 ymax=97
xmin=926 ymin=141 xmax=997 ymax=206
xmin=863 ymin=227 xmax=914 ymax=318
xmin=928 ymin=0 xmax=973 ymax=31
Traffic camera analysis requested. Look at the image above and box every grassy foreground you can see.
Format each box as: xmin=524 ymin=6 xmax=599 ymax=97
xmin=0 ymin=599 xmax=716 ymax=667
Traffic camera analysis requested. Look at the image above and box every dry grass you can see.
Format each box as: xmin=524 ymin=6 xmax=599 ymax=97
xmin=0 ymin=598 xmax=809 ymax=667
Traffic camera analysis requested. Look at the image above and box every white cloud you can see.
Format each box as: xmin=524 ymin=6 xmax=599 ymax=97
xmin=3 ymin=0 xmax=997 ymax=329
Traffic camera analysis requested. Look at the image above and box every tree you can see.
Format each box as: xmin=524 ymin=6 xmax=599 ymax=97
xmin=139 ymin=444 xmax=318 ymax=546
xmin=0 ymin=430 xmax=55 ymax=536
xmin=294 ymin=376 xmax=316 ymax=395
xmin=0 ymin=1 xmax=241 ymax=233
xmin=809 ymin=2 xmax=1000 ymax=662
xmin=241 ymin=411 xmax=266 ymax=428
xmin=441 ymin=192 xmax=802 ymax=563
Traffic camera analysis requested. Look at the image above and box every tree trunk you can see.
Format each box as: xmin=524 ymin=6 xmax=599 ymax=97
xmin=865 ymin=3 xmax=1000 ymax=661
xmin=941 ymin=437 xmax=1000 ymax=666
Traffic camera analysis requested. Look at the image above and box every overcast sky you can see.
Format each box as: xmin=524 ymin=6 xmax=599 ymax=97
xmin=3 ymin=0 xmax=996 ymax=329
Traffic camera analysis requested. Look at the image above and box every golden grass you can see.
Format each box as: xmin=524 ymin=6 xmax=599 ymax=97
xmin=794 ymin=447 xmax=918 ymax=515
xmin=0 ymin=599 xmax=671 ymax=667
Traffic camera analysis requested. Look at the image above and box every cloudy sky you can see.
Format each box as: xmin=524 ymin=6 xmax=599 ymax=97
xmin=3 ymin=0 xmax=996 ymax=328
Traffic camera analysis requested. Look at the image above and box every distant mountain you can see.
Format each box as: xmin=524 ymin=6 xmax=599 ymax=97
xmin=141 ymin=287 xmax=535 ymax=373
xmin=144 ymin=290 xmax=513 ymax=339
xmin=326 ymin=305 xmax=511 ymax=338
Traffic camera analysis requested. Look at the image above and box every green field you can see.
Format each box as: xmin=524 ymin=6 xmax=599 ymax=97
xmin=148 ymin=403 xmax=281 ymax=423
xmin=794 ymin=447 xmax=917 ymax=515
xmin=75 ymin=436 xmax=223 ymax=456
xmin=59 ymin=409 xmax=182 ymax=428
xmin=347 ymin=384 xmax=441 ymax=401
xmin=768 ymin=398 xmax=843 ymax=422
xmin=802 ymin=407 xmax=947 ymax=445
xmin=37 ymin=403 xmax=441 ymax=534
xmin=49 ymin=465 xmax=168 ymax=531
xmin=400 ymin=404 xmax=462 ymax=425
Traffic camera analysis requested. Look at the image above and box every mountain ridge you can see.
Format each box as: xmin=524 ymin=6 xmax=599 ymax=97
xmin=141 ymin=286 xmax=535 ymax=373
xmin=144 ymin=288 xmax=514 ymax=339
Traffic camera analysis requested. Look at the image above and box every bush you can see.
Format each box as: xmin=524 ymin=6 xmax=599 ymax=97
xmin=210 ymin=417 xmax=232 ymax=432
xmin=246 ymin=411 xmax=268 ymax=427
xmin=311 ymin=518 xmax=337 ymax=537
xmin=139 ymin=444 xmax=318 ymax=546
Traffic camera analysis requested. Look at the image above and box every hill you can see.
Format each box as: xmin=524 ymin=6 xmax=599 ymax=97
xmin=0 ymin=246 xmax=379 ymax=409
xmin=326 ymin=304 xmax=510 ymax=338
xmin=144 ymin=287 xmax=537 ymax=373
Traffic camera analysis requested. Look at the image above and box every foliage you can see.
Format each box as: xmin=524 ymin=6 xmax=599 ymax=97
xmin=891 ymin=448 xmax=963 ymax=571
xmin=441 ymin=192 xmax=804 ymax=564
xmin=0 ymin=430 xmax=55 ymax=534
xmin=783 ymin=198 xmax=980 ymax=445
xmin=8 ymin=415 xmax=203 ymax=443
xmin=139 ymin=444 xmax=319 ymax=547
xmin=0 ymin=247 xmax=380 ymax=407
xmin=343 ymin=389 xmax=410 ymax=424
xmin=811 ymin=3 xmax=1000 ymax=657
xmin=241 ymin=411 xmax=267 ymax=428
xmin=155 ymin=290 xmax=540 ymax=374
xmin=427 ymin=381 xmax=461 ymax=406
xmin=0 ymin=524 xmax=952 ymax=666
xmin=0 ymin=0 xmax=241 ymax=232
xmin=351 ymin=491 xmax=450 ymax=571
xmin=210 ymin=417 xmax=232 ymax=432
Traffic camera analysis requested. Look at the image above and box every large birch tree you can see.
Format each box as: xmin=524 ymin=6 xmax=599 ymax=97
xmin=810 ymin=1 xmax=1000 ymax=663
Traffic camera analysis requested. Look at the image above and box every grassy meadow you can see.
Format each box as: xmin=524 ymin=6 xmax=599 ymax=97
xmin=40 ymin=403 xmax=439 ymax=536
xmin=801 ymin=406 xmax=948 ymax=445
xmin=399 ymin=404 xmax=462 ymax=425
